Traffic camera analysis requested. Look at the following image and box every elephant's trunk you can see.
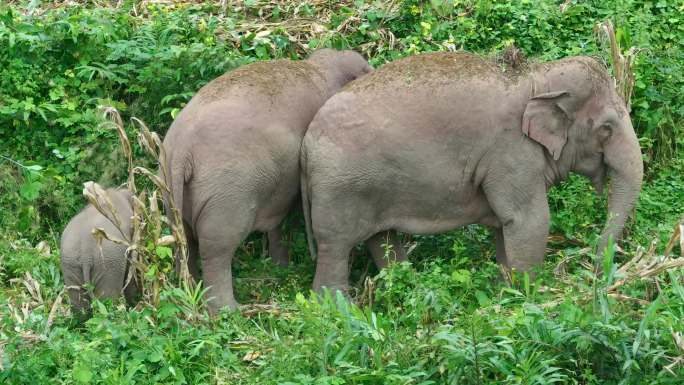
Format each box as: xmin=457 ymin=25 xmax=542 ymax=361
xmin=598 ymin=117 xmax=643 ymax=254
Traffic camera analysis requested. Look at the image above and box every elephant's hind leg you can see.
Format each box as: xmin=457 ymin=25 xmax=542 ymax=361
xmin=175 ymin=227 xmax=201 ymax=282
xmin=312 ymin=239 xmax=356 ymax=295
xmin=122 ymin=272 xmax=139 ymax=306
xmin=196 ymin=208 xmax=253 ymax=314
xmin=91 ymin=245 xmax=127 ymax=302
xmin=310 ymin=189 xmax=378 ymax=296
xmin=62 ymin=262 xmax=91 ymax=321
xmin=267 ymin=227 xmax=290 ymax=267
xmin=366 ymin=230 xmax=407 ymax=270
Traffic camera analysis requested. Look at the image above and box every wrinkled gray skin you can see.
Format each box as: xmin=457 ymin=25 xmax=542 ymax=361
xmin=301 ymin=52 xmax=643 ymax=293
xmin=60 ymin=188 xmax=137 ymax=320
xmin=163 ymin=48 xmax=403 ymax=313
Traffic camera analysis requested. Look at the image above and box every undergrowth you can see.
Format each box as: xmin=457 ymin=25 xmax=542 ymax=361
xmin=1 ymin=1 xmax=683 ymax=384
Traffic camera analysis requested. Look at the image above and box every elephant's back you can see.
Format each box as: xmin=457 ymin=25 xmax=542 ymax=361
xmin=162 ymin=58 xmax=332 ymax=157
xmin=163 ymin=60 xmax=328 ymax=155
xmin=346 ymin=51 xmax=513 ymax=94
xmin=307 ymin=51 xmax=522 ymax=149
xmin=61 ymin=192 xmax=133 ymax=257
xmin=191 ymin=59 xmax=325 ymax=105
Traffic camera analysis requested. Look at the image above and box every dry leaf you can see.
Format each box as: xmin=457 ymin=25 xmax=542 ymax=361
xmin=155 ymin=235 xmax=176 ymax=246
xmin=243 ymin=351 xmax=261 ymax=362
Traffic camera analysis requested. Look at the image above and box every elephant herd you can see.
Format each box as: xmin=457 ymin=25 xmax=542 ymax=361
xmin=60 ymin=48 xmax=643 ymax=318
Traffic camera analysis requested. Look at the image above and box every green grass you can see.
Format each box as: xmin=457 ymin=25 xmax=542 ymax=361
xmin=2 ymin=235 xmax=684 ymax=384
xmin=1 ymin=1 xmax=684 ymax=384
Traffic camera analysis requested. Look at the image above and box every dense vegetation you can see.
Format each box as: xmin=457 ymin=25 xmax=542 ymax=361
xmin=1 ymin=1 xmax=683 ymax=384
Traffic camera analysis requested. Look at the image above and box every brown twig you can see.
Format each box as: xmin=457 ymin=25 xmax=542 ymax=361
xmin=239 ymin=303 xmax=290 ymax=318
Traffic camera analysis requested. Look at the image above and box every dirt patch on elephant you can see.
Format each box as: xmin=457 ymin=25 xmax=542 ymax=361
xmin=490 ymin=44 xmax=531 ymax=75
xmin=195 ymin=59 xmax=325 ymax=102
xmin=347 ymin=51 xmax=530 ymax=92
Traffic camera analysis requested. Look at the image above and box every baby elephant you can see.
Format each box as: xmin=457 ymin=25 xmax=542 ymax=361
xmin=60 ymin=188 xmax=138 ymax=320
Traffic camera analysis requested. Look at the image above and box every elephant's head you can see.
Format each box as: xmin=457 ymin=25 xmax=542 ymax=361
xmin=306 ymin=48 xmax=373 ymax=90
xmin=522 ymin=57 xmax=643 ymax=253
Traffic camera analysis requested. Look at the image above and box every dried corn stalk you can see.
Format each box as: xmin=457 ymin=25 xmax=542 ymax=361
xmin=84 ymin=109 xmax=194 ymax=310
xmin=542 ymin=218 xmax=684 ymax=309
xmin=133 ymin=117 xmax=192 ymax=287
xmin=595 ymin=20 xmax=643 ymax=111
xmin=102 ymin=106 xmax=134 ymax=190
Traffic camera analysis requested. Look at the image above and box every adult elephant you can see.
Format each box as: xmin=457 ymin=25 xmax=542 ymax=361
xmin=163 ymin=49 xmax=404 ymax=313
xmin=301 ymin=52 xmax=643 ymax=293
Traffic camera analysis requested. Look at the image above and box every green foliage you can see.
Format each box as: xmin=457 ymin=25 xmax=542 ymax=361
xmin=1 ymin=0 xmax=683 ymax=239
xmin=1 ymin=1 xmax=683 ymax=384
xmin=3 ymin=245 xmax=684 ymax=384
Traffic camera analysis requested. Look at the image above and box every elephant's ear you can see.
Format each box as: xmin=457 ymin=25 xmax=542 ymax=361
xmin=522 ymin=91 xmax=571 ymax=160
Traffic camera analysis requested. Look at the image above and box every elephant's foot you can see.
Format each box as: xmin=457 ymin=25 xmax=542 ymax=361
xmin=312 ymin=264 xmax=352 ymax=299
xmin=206 ymin=295 xmax=240 ymax=315
xmin=269 ymin=246 xmax=290 ymax=267
xmin=313 ymin=282 xmax=351 ymax=303
xmin=313 ymin=279 xmax=350 ymax=295
xmin=312 ymin=241 xmax=353 ymax=301
xmin=267 ymin=229 xmax=290 ymax=267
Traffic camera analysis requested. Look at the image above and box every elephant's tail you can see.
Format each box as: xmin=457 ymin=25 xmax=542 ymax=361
xmin=167 ymin=150 xmax=192 ymax=229
xmin=300 ymin=146 xmax=317 ymax=260
xmin=81 ymin=262 xmax=92 ymax=288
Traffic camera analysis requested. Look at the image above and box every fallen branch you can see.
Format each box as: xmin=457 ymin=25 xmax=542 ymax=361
xmin=239 ymin=303 xmax=291 ymax=318
xmin=608 ymin=219 xmax=684 ymax=293
xmin=541 ymin=218 xmax=684 ymax=309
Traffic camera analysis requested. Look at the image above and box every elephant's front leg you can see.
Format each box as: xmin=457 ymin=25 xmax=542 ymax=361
xmin=501 ymin=205 xmax=550 ymax=273
xmin=365 ymin=230 xmax=407 ymax=270
xmin=486 ymin=182 xmax=550 ymax=274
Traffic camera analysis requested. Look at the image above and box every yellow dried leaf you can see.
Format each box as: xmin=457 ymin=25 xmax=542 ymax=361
xmin=155 ymin=235 xmax=176 ymax=246
xmin=243 ymin=351 xmax=261 ymax=362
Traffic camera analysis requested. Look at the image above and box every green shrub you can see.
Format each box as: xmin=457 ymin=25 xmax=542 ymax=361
xmin=1 ymin=1 xmax=683 ymax=384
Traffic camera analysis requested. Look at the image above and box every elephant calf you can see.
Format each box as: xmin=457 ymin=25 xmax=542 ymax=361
xmin=163 ymin=48 xmax=405 ymax=313
xmin=301 ymin=52 xmax=643 ymax=293
xmin=60 ymin=188 xmax=137 ymax=320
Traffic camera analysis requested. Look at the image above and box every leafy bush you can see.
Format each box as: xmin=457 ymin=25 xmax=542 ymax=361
xmin=2 ymin=0 xmax=683 ymax=239
xmin=1 ymin=1 xmax=683 ymax=384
